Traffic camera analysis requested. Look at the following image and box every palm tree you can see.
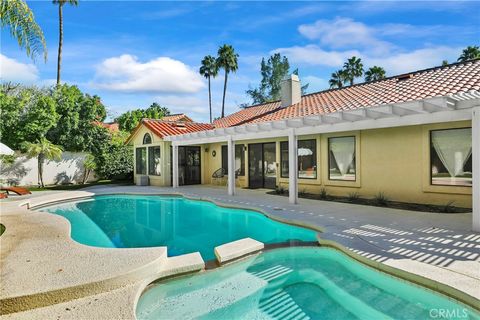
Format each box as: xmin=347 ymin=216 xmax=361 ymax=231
xmin=457 ymin=46 xmax=480 ymax=62
xmin=329 ymin=70 xmax=347 ymax=89
xmin=343 ymin=56 xmax=364 ymax=86
xmin=53 ymin=0 xmax=78 ymax=86
xmin=216 ymin=44 xmax=239 ymax=118
xmin=22 ymin=137 xmax=63 ymax=187
xmin=199 ymin=55 xmax=219 ymax=123
xmin=82 ymin=153 xmax=96 ymax=184
xmin=0 ymin=0 xmax=47 ymax=61
xmin=365 ymin=66 xmax=386 ymax=82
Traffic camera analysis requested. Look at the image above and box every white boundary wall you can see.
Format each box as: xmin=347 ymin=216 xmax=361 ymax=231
xmin=0 ymin=151 xmax=96 ymax=186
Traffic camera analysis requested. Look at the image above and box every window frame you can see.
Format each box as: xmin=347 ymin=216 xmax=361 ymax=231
xmin=135 ymin=147 xmax=147 ymax=175
xmin=280 ymin=139 xmax=318 ymax=179
xmin=328 ymin=136 xmax=356 ymax=182
xmin=429 ymin=127 xmax=472 ymax=187
xmin=143 ymin=133 xmax=152 ymax=144
xmin=148 ymin=145 xmax=161 ymax=176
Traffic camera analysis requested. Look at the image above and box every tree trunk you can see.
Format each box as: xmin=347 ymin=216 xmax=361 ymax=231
xmin=221 ymin=70 xmax=228 ymax=118
xmin=38 ymin=154 xmax=44 ymax=188
xmin=82 ymin=169 xmax=90 ymax=185
xmin=208 ymin=76 xmax=212 ymax=123
xmin=56 ymin=4 xmax=63 ymax=86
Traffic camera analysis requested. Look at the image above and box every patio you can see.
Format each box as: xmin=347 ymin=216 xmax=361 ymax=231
xmin=0 ymin=185 xmax=478 ymax=318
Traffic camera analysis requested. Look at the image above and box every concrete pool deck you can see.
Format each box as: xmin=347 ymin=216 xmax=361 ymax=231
xmin=0 ymin=185 xmax=479 ymax=318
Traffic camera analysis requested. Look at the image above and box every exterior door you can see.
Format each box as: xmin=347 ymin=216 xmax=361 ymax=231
xmin=171 ymin=146 xmax=201 ymax=185
xmin=248 ymin=143 xmax=276 ymax=189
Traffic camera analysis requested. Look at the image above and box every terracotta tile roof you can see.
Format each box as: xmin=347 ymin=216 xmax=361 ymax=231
xmin=144 ymin=119 xmax=213 ymax=138
xmin=94 ymin=121 xmax=119 ymax=132
xmin=162 ymin=113 xmax=193 ymax=122
xmin=214 ymin=59 xmax=480 ymax=128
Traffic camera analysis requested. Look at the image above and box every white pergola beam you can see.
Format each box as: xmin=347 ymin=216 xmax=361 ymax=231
xmin=227 ymin=136 xmax=235 ymax=196
xmin=472 ymin=107 xmax=480 ymax=232
xmin=172 ymin=143 xmax=179 ymax=188
xmin=288 ymin=129 xmax=298 ymax=204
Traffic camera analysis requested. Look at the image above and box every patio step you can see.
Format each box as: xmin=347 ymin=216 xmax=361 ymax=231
xmin=249 ymin=264 xmax=293 ymax=282
xmin=214 ymin=238 xmax=264 ymax=264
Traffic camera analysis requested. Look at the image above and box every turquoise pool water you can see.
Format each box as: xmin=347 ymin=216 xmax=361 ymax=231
xmin=136 ymin=247 xmax=479 ymax=320
xmin=43 ymin=195 xmax=317 ymax=260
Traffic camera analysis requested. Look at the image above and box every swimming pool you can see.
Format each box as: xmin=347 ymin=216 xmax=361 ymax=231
xmin=136 ymin=247 xmax=480 ymax=320
xmin=42 ymin=195 xmax=318 ymax=260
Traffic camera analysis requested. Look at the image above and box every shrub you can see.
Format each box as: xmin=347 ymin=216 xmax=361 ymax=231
xmin=275 ymin=185 xmax=286 ymax=194
xmin=319 ymin=188 xmax=328 ymax=200
xmin=348 ymin=192 xmax=360 ymax=202
xmin=374 ymin=192 xmax=389 ymax=206
xmin=442 ymin=201 xmax=456 ymax=213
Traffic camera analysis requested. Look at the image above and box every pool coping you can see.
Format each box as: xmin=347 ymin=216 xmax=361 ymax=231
xmin=1 ymin=190 xmax=479 ymax=317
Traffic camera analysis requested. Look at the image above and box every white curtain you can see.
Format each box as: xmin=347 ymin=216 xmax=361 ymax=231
xmin=431 ymin=128 xmax=472 ymax=177
xmin=330 ymin=137 xmax=355 ymax=176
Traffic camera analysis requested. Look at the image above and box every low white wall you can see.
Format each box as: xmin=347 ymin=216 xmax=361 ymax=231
xmin=0 ymin=151 xmax=97 ymax=186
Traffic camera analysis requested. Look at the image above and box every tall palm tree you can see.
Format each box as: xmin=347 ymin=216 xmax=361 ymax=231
xmin=216 ymin=44 xmax=239 ymax=118
xmin=343 ymin=56 xmax=364 ymax=86
xmin=0 ymin=0 xmax=47 ymax=61
xmin=457 ymin=46 xmax=480 ymax=62
xmin=365 ymin=66 xmax=386 ymax=82
xmin=329 ymin=70 xmax=347 ymax=89
xmin=199 ymin=55 xmax=219 ymax=123
xmin=22 ymin=137 xmax=63 ymax=187
xmin=53 ymin=0 xmax=78 ymax=86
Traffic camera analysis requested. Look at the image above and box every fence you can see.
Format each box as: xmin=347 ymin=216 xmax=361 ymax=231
xmin=0 ymin=151 xmax=96 ymax=186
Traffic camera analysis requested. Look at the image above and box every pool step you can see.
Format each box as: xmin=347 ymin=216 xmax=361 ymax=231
xmin=250 ymin=265 xmax=293 ymax=282
xmin=259 ymin=289 xmax=310 ymax=320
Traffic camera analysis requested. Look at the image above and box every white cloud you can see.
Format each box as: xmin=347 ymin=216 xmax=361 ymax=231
xmin=298 ymin=17 xmax=392 ymax=54
xmin=365 ymin=46 xmax=462 ymax=75
xmin=94 ymin=54 xmax=204 ymax=94
xmin=273 ymin=45 xmax=360 ymax=67
xmin=0 ymin=54 xmax=39 ymax=82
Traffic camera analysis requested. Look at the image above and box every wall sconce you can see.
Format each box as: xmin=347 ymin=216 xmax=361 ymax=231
xmin=205 ymin=147 xmax=209 ymax=153
xmin=243 ymin=145 xmax=247 ymax=152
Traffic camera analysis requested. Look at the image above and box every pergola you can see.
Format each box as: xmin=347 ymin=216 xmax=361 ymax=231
xmin=165 ymin=92 xmax=480 ymax=231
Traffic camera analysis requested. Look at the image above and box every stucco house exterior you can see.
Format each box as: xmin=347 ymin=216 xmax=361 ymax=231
xmin=127 ymin=59 xmax=480 ymax=231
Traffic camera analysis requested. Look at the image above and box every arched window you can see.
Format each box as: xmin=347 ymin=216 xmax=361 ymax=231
xmin=143 ymin=133 xmax=152 ymax=144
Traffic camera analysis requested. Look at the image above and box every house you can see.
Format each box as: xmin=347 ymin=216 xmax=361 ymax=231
xmin=162 ymin=113 xmax=193 ymax=122
xmin=127 ymin=59 xmax=480 ymax=231
xmin=94 ymin=121 xmax=120 ymax=132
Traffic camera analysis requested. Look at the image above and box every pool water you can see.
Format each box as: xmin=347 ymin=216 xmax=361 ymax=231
xmin=43 ymin=195 xmax=317 ymax=260
xmin=136 ymin=247 xmax=480 ymax=320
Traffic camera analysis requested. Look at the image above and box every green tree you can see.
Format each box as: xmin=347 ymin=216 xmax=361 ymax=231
xmin=115 ymin=103 xmax=170 ymax=132
xmin=53 ymin=0 xmax=78 ymax=85
xmin=22 ymin=137 xmax=63 ymax=187
xmin=216 ymin=44 xmax=239 ymax=118
xmin=94 ymin=131 xmax=133 ymax=180
xmin=0 ymin=0 xmax=47 ymax=61
xmin=364 ymin=66 xmax=386 ymax=82
xmin=329 ymin=70 xmax=347 ymax=89
xmin=343 ymin=56 xmax=364 ymax=86
xmin=457 ymin=46 xmax=480 ymax=62
xmin=199 ymin=55 xmax=218 ymax=123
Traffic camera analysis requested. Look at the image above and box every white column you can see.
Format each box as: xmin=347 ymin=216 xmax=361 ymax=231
xmin=227 ymin=136 xmax=235 ymax=196
xmin=172 ymin=143 xmax=179 ymax=188
xmin=472 ymin=107 xmax=480 ymax=232
xmin=288 ymin=128 xmax=298 ymax=204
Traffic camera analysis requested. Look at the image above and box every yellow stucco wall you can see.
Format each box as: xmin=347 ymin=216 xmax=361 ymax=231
xmin=130 ymin=120 xmax=472 ymax=208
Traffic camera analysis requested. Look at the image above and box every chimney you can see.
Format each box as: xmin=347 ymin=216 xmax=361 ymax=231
xmin=280 ymin=74 xmax=301 ymax=107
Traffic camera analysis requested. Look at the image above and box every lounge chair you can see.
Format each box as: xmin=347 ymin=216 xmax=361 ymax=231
xmin=0 ymin=186 xmax=31 ymax=196
xmin=0 ymin=193 xmax=7 ymax=199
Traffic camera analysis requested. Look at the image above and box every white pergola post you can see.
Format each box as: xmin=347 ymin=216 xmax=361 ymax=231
xmin=472 ymin=107 xmax=480 ymax=232
xmin=288 ymin=129 xmax=298 ymax=204
xmin=172 ymin=143 xmax=179 ymax=188
xmin=227 ymin=136 xmax=235 ymax=196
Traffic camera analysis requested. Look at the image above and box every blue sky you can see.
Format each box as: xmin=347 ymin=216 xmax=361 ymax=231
xmin=1 ymin=1 xmax=479 ymax=122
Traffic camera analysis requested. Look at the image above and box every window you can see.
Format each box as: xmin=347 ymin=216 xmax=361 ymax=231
xmin=430 ymin=128 xmax=472 ymax=186
xmin=221 ymin=145 xmax=245 ymax=176
xmin=136 ymin=147 xmax=146 ymax=175
xmin=148 ymin=146 xmax=161 ymax=176
xmin=328 ymin=136 xmax=356 ymax=181
xmin=280 ymin=139 xmax=317 ymax=179
xmin=143 ymin=133 xmax=152 ymax=144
